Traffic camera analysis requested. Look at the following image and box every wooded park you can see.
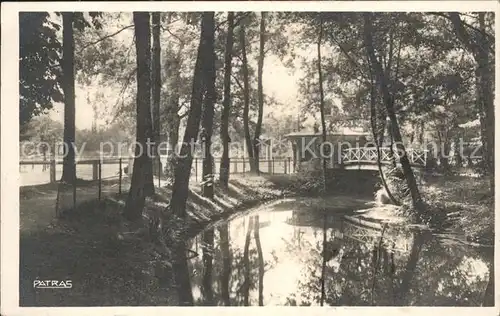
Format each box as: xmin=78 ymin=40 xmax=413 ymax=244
xmin=17 ymin=10 xmax=495 ymax=307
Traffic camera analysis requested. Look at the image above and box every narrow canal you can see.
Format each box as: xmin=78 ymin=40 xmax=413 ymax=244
xmin=186 ymin=197 xmax=493 ymax=306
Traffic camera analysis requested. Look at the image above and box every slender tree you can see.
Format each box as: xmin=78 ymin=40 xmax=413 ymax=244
xmin=220 ymin=12 xmax=235 ymax=188
xmin=168 ymin=12 xmax=215 ymax=306
xmin=239 ymin=21 xmax=256 ymax=173
xmin=369 ymin=63 xmax=400 ymax=205
xmin=363 ymin=13 xmax=425 ymax=215
xmin=164 ymin=40 xmax=186 ymax=177
xmin=123 ymin=12 xmax=153 ymax=220
xmin=448 ymin=12 xmax=494 ymax=193
xmin=316 ymin=14 xmax=328 ymax=196
xmin=60 ymin=12 xmax=102 ymax=181
xmin=61 ymin=13 xmax=76 ymax=183
xmin=169 ymin=15 xmax=208 ymax=220
xmin=199 ymin=13 xmax=217 ymax=305
xmin=253 ymin=12 xmax=266 ymax=174
xmin=201 ymin=11 xmax=217 ymax=200
xmin=316 ymin=14 xmax=329 ymax=307
xmin=151 ymin=12 xmax=163 ymax=181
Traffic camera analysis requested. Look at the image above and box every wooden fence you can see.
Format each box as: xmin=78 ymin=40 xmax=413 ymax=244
xmin=19 ymin=156 xmax=296 ymax=187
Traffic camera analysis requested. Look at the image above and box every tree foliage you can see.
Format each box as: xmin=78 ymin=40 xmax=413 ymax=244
xmin=19 ymin=12 xmax=63 ymax=135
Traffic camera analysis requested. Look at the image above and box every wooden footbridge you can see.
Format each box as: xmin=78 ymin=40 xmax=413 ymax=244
xmin=341 ymin=147 xmax=427 ymax=170
xmin=285 ymin=131 xmax=427 ymax=172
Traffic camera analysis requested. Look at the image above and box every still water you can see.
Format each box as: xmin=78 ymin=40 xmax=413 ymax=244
xmin=187 ymin=197 xmax=493 ymax=306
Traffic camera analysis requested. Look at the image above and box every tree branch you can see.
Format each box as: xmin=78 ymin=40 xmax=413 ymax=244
xmin=326 ymin=33 xmax=371 ymax=84
xmin=111 ymin=67 xmax=137 ymax=122
xmin=78 ymin=24 xmax=134 ymax=53
xmin=161 ymin=25 xmax=185 ymax=43
xmin=218 ymin=12 xmax=252 ymax=31
xmin=432 ymin=12 xmax=495 ymax=43
xmin=231 ymin=73 xmax=245 ymax=91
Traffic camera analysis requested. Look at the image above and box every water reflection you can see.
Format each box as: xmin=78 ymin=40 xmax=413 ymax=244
xmin=186 ymin=198 xmax=493 ymax=306
xmin=218 ymin=224 xmax=231 ymax=306
xmin=172 ymin=240 xmax=194 ymax=305
xmin=201 ymin=227 xmax=215 ymax=305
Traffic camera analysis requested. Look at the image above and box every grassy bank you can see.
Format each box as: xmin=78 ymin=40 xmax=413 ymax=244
xmin=19 ymin=174 xmax=299 ymax=306
xmin=421 ymin=174 xmax=494 ymax=245
xmin=343 ymin=171 xmax=494 ymax=247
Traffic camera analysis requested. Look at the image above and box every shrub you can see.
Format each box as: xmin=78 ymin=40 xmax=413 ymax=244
xmin=380 ymin=165 xmax=423 ymax=204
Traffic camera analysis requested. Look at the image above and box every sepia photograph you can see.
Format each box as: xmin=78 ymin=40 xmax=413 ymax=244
xmin=1 ymin=1 xmax=498 ymax=313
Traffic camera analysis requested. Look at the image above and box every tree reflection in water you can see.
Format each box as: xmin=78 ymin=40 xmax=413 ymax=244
xmin=201 ymin=227 xmax=215 ymax=305
xmin=253 ymin=215 xmax=265 ymax=306
xmin=243 ymin=216 xmax=253 ymax=305
xmin=219 ymin=223 xmax=231 ymax=306
xmin=186 ymin=199 xmax=493 ymax=306
xmin=172 ymin=240 xmax=194 ymax=305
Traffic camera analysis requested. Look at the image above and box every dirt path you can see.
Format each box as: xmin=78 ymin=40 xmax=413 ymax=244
xmin=20 ymin=179 xmax=130 ymax=233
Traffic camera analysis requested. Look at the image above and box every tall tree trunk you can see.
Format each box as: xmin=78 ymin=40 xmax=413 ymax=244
xmin=219 ymin=224 xmax=231 ymax=306
xmin=166 ymin=111 xmax=180 ymax=177
xmin=201 ymin=12 xmax=216 ymax=200
xmin=239 ymin=23 xmax=256 ymax=173
xmin=142 ymin=12 xmax=155 ymax=197
xmin=474 ymin=69 xmax=488 ymax=171
xmin=220 ymin=12 xmax=235 ymax=189
xmin=317 ymin=15 xmax=328 ymax=307
xmin=477 ymin=13 xmax=494 ymax=193
xmin=169 ymin=13 xmax=210 ymax=219
xmin=449 ymin=12 xmax=494 ymax=194
xmin=363 ymin=13 xmax=425 ymax=215
xmin=201 ymin=227 xmax=215 ymax=305
xmin=253 ymin=12 xmax=266 ymax=175
xmin=441 ymin=135 xmax=452 ymax=173
xmin=61 ymin=13 xmax=76 ymax=183
xmin=144 ymin=120 xmax=155 ymax=197
xmin=253 ymin=215 xmax=264 ymax=306
xmin=123 ymin=12 xmax=153 ymax=220
xmin=169 ymin=13 xmax=214 ymax=305
xmin=369 ymin=70 xmax=400 ymax=206
xmin=165 ymin=42 xmax=184 ymax=178
xmin=377 ymin=112 xmax=387 ymax=147
xmin=482 ymin=261 xmax=494 ymax=306
xmin=144 ymin=130 xmax=155 ymax=195
xmin=317 ymin=15 xmax=328 ymax=194
xmin=151 ymin=12 xmax=163 ymax=182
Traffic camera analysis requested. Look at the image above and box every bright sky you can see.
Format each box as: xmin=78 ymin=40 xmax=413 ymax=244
xmin=46 ymin=11 xmax=311 ymax=131
xmin=49 ymin=54 xmax=303 ymax=130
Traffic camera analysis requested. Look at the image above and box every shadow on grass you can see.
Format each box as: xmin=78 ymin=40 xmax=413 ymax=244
xmin=19 ymin=175 xmax=298 ymax=306
xmin=20 ymin=178 xmax=125 ymax=200
xmin=20 ymin=198 xmax=176 ymax=306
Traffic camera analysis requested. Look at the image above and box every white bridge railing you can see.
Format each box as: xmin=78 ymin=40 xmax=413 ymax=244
xmin=341 ymin=147 xmax=427 ymax=166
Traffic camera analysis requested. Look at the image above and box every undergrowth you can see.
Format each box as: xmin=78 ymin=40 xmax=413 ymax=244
xmin=20 ymin=174 xmax=294 ymax=306
xmin=374 ymin=166 xmax=493 ymax=244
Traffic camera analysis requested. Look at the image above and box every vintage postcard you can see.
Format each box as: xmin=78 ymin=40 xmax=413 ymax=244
xmin=1 ymin=1 xmax=498 ymax=315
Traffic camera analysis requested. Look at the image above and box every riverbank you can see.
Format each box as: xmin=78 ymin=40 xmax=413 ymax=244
xmin=422 ymin=174 xmax=494 ymax=245
xmin=355 ymin=174 xmax=494 ymax=246
xmin=20 ymin=172 xmax=492 ymax=306
xmin=19 ymin=174 xmax=305 ymax=306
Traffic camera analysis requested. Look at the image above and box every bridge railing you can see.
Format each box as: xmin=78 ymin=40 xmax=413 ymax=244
xmin=341 ymin=147 xmax=427 ymax=166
